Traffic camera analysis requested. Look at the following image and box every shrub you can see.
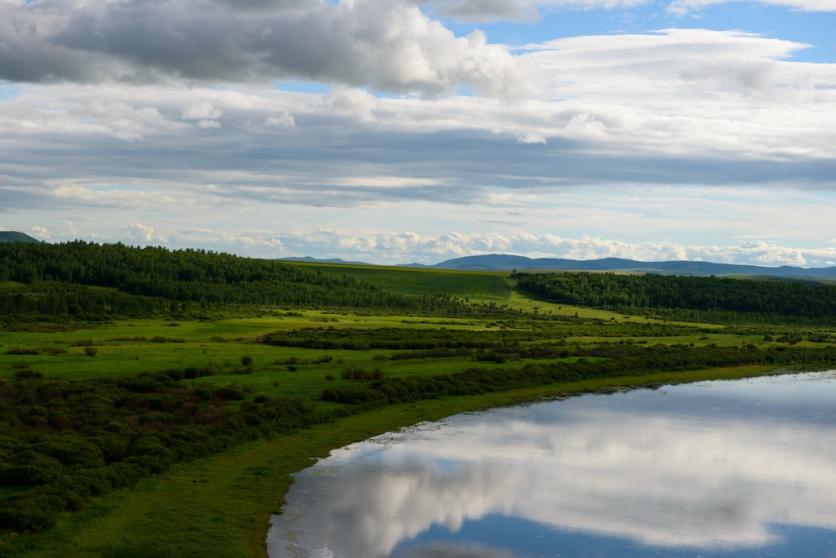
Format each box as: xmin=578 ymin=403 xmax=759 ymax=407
xmin=240 ymin=355 xmax=253 ymax=366
xmin=13 ymin=369 xmax=43 ymax=381
xmin=84 ymin=346 xmax=97 ymax=357
xmin=6 ymin=346 xmax=39 ymax=355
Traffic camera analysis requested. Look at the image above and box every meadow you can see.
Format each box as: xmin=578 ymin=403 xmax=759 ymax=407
xmin=1 ymin=245 xmax=835 ymax=558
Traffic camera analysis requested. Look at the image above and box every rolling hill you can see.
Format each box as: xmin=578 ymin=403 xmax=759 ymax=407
xmin=0 ymin=231 xmax=40 ymax=244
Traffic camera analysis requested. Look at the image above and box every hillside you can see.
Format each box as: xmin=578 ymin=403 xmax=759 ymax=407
xmin=0 ymin=231 xmax=40 ymax=244
xmin=434 ymin=254 xmax=836 ymax=279
xmin=0 ymin=241 xmax=469 ymax=318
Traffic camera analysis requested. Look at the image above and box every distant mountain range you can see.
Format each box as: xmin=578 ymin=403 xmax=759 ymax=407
xmin=0 ymin=231 xmax=40 ymax=244
xmin=281 ymin=253 xmax=836 ymax=280
xmin=431 ymin=254 xmax=836 ymax=279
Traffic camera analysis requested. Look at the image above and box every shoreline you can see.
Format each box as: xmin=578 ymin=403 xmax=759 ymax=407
xmin=3 ymin=364 xmax=792 ymax=558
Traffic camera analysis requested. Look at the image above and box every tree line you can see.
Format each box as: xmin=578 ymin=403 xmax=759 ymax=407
xmin=514 ymin=272 xmax=836 ymax=322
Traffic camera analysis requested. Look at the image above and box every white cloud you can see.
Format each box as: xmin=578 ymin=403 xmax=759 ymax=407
xmin=0 ymin=0 xmax=525 ymax=97
xmin=264 ymin=112 xmax=295 ymax=128
xmin=518 ymin=28 xmax=836 ymax=159
xmin=182 ymin=101 xmax=223 ymax=128
xmin=126 ymin=224 xmax=168 ymax=244
xmin=181 ymin=102 xmax=223 ymax=121
xmin=27 ymin=225 xmax=50 ymax=239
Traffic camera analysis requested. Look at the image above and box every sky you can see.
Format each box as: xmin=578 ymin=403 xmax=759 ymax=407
xmin=1 ymin=0 xmax=835 ymax=266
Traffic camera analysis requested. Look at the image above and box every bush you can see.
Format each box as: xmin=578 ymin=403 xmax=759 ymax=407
xmin=0 ymin=465 xmax=56 ymax=488
xmin=340 ymin=366 xmax=384 ymax=381
xmin=240 ymin=355 xmax=253 ymax=366
xmin=13 ymin=368 xmax=43 ymax=381
xmin=84 ymin=346 xmax=97 ymax=357
xmin=213 ymin=387 xmax=246 ymax=401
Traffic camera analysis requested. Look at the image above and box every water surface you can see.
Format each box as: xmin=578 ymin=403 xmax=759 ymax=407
xmin=268 ymin=372 xmax=836 ymax=557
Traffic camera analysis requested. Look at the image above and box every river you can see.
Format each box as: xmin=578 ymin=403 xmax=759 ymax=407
xmin=268 ymin=372 xmax=836 ymax=557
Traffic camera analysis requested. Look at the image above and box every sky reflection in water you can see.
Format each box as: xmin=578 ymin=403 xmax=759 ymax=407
xmin=268 ymin=372 xmax=836 ymax=558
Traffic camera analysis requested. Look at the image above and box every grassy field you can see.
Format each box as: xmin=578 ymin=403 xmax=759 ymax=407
xmin=2 ymin=261 xmax=836 ymax=558
xmin=0 ymin=310 xmax=790 ymax=398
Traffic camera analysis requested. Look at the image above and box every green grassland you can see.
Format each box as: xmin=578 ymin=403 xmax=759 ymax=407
xmin=289 ymin=261 xmax=513 ymax=300
xmin=1 ymin=256 xmax=835 ymax=558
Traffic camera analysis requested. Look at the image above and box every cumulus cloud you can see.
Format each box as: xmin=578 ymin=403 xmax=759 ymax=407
xmin=264 ymin=112 xmax=295 ymax=128
xmin=126 ymin=223 xmax=168 ymax=244
xmin=0 ymin=0 xmax=524 ymax=97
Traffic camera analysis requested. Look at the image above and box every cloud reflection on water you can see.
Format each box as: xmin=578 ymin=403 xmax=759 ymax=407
xmin=268 ymin=374 xmax=836 ymax=558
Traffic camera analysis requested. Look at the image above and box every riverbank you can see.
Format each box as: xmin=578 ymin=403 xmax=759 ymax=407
xmin=4 ymin=364 xmax=782 ymax=558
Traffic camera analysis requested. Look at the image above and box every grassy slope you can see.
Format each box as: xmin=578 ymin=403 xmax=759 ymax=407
xmin=289 ymin=262 xmax=512 ymax=300
xmin=4 ymin=365 xmax=778 ymax=558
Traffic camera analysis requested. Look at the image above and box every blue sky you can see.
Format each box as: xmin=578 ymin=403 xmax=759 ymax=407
xmin=1 ymin=0 xmax=835 ymax=265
